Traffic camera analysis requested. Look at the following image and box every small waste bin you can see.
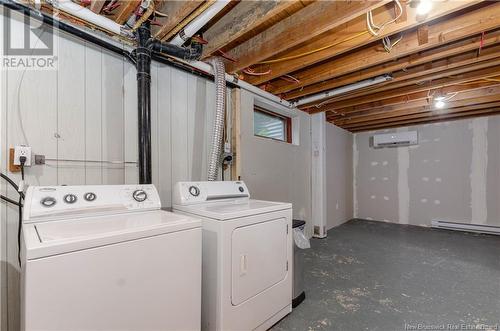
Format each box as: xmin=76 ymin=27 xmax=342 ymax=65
xmin=292 ymin=219 xmax=310 ymax=308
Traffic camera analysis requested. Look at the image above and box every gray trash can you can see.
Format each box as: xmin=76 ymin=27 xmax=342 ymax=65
xmin=292 ymin=219 xmax=309 ymax=308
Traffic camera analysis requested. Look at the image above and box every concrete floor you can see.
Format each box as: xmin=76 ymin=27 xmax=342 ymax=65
xmin=272 ymin=219 xmax=500 ymax=331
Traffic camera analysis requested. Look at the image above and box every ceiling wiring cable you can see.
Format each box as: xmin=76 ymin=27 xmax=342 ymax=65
xmin=382 ymin=34 xmax=403 ymax=53
xmin=243 ymin=67 xmax=272 ymax=76
xmin=280 ymin=75 xmax=301 ymax=83
xmin=256 ymin=30 xmax=369 ymax=65
xmin=253 ymin=0 xmax=403 ymax=68
xmin=366 ymin=0 xmax=403 ymax=37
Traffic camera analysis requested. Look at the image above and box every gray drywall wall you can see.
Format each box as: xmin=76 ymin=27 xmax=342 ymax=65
xmin=326 ymin=123 xmax=353 ymax=229
xmin=239 ymin=90 xmax=312 ymax=236
xmin=354 ymin=115 xmax=500 ymax=226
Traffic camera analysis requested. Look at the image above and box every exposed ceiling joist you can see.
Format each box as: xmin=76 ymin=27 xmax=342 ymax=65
xmin=308 ymin=61 xmax=500 ymax=112
xmin=224 ymin=0 xmax=391 ymax=73
xmin=333 ymin=89 xmax=500 ymax=127
xmin=153 ymin=0 xmax=207 ymax=40
xmin=283 ymin=31 xmax=500 ymax=100
xmin=267 ymin=2 xmax=500 ymax=97
xmin=329 ymin=83 xmax=500 ymax=122
xmin=108 ymin=0 xmax=141 ymax=25
xmin=245 ymin=0 xmax=483 ymax=86
xmin=349 ymin=108 xmax=500 ymax=132
xmin=341 ymin=101 xmax=500 ymax=129
xmin=201 ymin=0 xmax=308 ymax=58
xmin=90 ymin=0 xmax=106 ymax=14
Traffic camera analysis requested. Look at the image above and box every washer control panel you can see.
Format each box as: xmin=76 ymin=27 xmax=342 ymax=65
xmin=24 ymin=185 xmax=161 ymax=223
xmin=173 ymin=181 xmax=250 ymax=205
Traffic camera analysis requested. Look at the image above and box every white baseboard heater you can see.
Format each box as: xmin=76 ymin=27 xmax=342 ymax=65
xmin=431 ymin=220 xmax=500 ymax=235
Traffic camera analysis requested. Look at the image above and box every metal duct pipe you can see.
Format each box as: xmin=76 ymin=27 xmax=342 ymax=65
xmin=170 ymin=0 xmax=230 ymax=46
xmin=207 ymin=57 xmax=226 ymax=181
xmin=137 ymin=23 xmax=152 ymax=184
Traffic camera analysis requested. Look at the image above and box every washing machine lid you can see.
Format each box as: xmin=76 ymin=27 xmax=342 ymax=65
xmin=23 ymin=210 xmax=201 ymax=259
xmin=173 ymin=199 xmax=291 ymax=220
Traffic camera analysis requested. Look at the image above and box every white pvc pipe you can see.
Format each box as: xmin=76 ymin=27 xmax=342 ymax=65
xmin=50 ymin=0 xmax=130 ymax=36
xmin=187 ymin=60 xmax=294 ymax=109
xmin=170 ymin=0 xmax=231 ymax=46
xmin=294 ymin=74 xmax=393 ymax=106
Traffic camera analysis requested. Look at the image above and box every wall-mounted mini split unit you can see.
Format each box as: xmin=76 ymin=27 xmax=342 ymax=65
xmin=372 ymin=131 xmax=418 ymax=148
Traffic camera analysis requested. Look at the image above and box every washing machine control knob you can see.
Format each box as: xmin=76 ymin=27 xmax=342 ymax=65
xmin=132 ymin=189 xmax=148 ymax=202
xmin=84 ymin=192 xmax=96 ymax=202
xmin=188 ymin=186 xmax=200 ymax=197
xmin=64 ymin=194 xmax=78 ymax=204
xmin=40 ymin=197 xmax=56 ymax=208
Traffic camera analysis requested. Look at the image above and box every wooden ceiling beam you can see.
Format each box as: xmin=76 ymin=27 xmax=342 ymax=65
xmin=318 ymin=56 xmax=500 ymax=107
xmin=108 ymin=0 xmax=142 ymax=25
xmin=336 ymin=97 xmax=500 ymax=128
xmin=347 ymin=108 xmax=500 ymax=132
xmin=329 ymin=83 xmax=500 ymax=122
xmin=266 ymin=2 xmax=500 ymax=96
xmin=244 ymin=0 xmax=483 ymax=86
xmin=153 ymin=1 xmax=207 ymax=40
xmin=283 ymin=33 xmax=500 ymax=100
xmin=90 ymin=0 xmax=106 ymax=14
xmin=201 ymin=1 xmax=307 ymax=58
xmin=307 ymin=62 xmax=500 ymax=113
xmin=224 ymin=0 xmax=390 ymax=73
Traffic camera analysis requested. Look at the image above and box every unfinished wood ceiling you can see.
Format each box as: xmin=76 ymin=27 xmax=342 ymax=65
xmin=63 ymin=0 xmax=500 ymax=131
xmin=198 ymin=0 xmax=500 ymax=132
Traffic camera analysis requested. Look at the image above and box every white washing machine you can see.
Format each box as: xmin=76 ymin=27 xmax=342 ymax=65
xmin=172 ymin=181 xmax=292 ymax=331
xmin=21 ymin=184 xmax=202 ymax=331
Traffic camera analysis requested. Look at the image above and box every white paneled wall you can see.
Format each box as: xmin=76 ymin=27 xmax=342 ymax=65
xmin=0 ymin=10 xmax=227 ymax=330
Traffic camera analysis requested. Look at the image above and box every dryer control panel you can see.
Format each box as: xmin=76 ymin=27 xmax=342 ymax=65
xmin=23 ymin=185 xmax=161 ymax=223
xmin=173 ymin=181 xmax=250 ymax=205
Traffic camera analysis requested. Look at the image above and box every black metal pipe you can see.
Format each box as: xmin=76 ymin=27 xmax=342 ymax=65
xmin=150 ymin=40 xmax=202 ymax=61
xmin=137 ymin=23 xmax=152 ymax=184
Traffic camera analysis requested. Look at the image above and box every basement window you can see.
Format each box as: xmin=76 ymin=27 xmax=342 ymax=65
xmin=253 ymin=106 xmax=292 ymax=143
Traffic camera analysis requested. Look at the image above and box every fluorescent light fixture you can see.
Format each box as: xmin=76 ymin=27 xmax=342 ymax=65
xmin=416 ymin=0 xmax=433 ymax=16
xmin=294 ymin=74 xmax=393 ymax=107
xmin=434 ymin=100 xmax=446 ymax=109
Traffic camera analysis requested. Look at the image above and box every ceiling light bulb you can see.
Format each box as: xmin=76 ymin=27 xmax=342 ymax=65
xmin=416 ymin=0 xmax=433 ymax=15
xmin=434 ymin=100 xmax=446 ymax=109
xmin=434 ymin=96 xmax=446 ymax=101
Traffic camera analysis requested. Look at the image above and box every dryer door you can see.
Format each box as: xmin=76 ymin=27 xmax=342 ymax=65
xmin=231 ymin=217 xmax=288 ymax=306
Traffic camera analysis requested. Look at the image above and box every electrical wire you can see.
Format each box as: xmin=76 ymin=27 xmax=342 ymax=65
xmin=1 ymin=195 xmax=21 ymax=207
xmin=243 ymin=67 xmax=272 ymax=75
xmin=257 ymin=30 xmax=369 ymax=65
xmin=366 ymin=0 xmax=403 ymax=36
xmin=250 ymin=0 xmax=403 ymax=67
xmin=0 ymin=171 xmax=25 ymax=266
xmin=382 ymin=34 xmax=403 ymax=53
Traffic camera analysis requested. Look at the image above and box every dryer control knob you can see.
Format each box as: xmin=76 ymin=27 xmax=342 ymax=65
xmin=40 ymin=197 xmax=56 ymax=208
xmin=84 ymin=192 xmax=96 ymax=202
xmin=64 ymin=194 xmax=78 ymax=204
xmin=133 ymin=190 xmax=148 ymax=202
xmin=188 ymin=186 xmax=200 ymax=197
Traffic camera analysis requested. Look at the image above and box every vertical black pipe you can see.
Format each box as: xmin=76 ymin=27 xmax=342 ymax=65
xmin=137 ymin=23 xmax=152 ymax=184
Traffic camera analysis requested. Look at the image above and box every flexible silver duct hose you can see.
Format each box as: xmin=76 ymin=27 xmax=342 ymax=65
xmin=207 ymin=57 xmax=226 ymax=181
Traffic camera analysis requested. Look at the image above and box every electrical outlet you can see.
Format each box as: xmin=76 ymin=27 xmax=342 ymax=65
xmin=13 ymin=145 xmax=32 ymax=166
